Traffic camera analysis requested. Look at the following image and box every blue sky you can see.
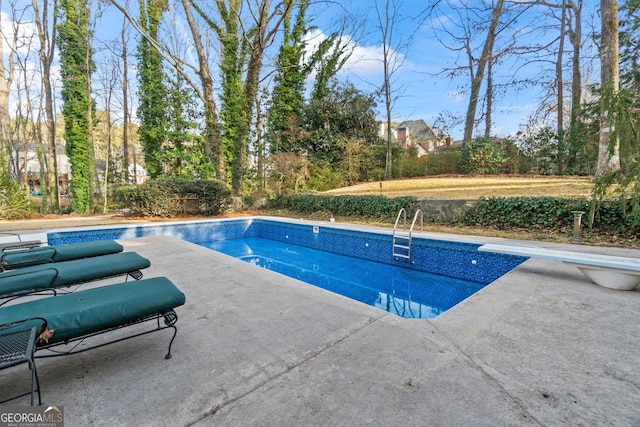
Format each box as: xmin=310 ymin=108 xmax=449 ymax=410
xmin=2 ymin=0 xmax=600 ymax=141
xmin=306 ymin=0 xmax=601 ymax=140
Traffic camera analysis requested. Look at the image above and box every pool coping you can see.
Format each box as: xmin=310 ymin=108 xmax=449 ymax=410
xmin=2 ymin=219 xmax=639 ymax=425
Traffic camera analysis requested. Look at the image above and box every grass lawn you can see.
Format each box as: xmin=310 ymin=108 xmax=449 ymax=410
xmin=323 ymin=175 xmax=594 ymax=199
xmin=312 ymin=175 xmax=636 ymax=248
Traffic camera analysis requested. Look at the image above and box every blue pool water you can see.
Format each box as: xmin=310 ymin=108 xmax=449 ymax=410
xmin=47 ymin=218 xmax=526 ymax=318
xmin=203 ymin=237 xmax=487 ymax=319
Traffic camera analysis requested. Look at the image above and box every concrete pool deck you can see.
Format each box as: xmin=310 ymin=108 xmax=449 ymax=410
xmin=2 ymin=225 xmax=639 ymax=426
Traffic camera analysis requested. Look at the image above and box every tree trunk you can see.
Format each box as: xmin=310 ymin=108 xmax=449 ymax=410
xmin=485 ymin=55 xmax=493 ymax=138
xmin=596 ymin=0 xmax=620 ymax=177
xmin=121 ymin=10 xmax=131 ymax=184
xmin=376 ymin=0 xmax=395 ymax=179
xmin=556 ymin=0 xmax=566 ymax=134
xmin=0 ymin=1 xmax=17 ymax=177
xmin=463 ymin=0 xmax=504 ymax=143
xmin=569 ymin=0 xmax=582 ymax=128
xmin=0 ymin=70 xmax=11 ymax=177
xmin=556 ymin=0 xmax=567 ymax=172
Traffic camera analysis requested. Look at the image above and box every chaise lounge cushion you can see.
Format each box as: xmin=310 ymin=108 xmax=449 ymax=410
xmin=0 ymin=268 xmax=59 ymax=297
xmin=0 ymin=252 xmax=151 ymax=296
xmin=2 ymin=240 xmax=124 ymax=269
xmin=0 ymin=277 xmax=186 ymax=345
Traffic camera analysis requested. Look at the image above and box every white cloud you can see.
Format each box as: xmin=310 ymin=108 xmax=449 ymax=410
xmin=1 ymin=10 xmax=39 ymax=57
xmin=303 ymin=28 xmax=407 ymax=79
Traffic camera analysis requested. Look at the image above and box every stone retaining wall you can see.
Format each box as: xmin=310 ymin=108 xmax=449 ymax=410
xmin=414 ymin=199 xmax=476 ymax=221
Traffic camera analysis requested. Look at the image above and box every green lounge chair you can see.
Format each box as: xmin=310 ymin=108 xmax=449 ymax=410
xmin=0 ymin=277 xmax=186 ymax=404
xmin=1 ymin=240 xmax=124 ymax=270
xmin=0 ymin=252 xmax=151 ymax=299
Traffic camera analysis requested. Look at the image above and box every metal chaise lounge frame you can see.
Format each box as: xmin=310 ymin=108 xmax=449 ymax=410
xmin=0 ymin=277 xmax=186 ymax=405
xmin=0 ymin=232 xmax=42 ymax=252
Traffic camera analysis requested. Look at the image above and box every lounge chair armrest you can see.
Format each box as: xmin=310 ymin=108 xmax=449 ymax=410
xmin=0 ymin=267 xmax=59 ymax=299
xmin=0 ymin=241 xmax=44 ymax=252
xmin=0 ymin=232 xmax=21 ymax=241
xmin=0 ymin=233 xmax=43 ymax=251
xmin=0 ymin=288 xmax=58 ymax=307
xmin=1 ymin=247 xmax=55 ymax=270
xmin=0 ymin=316 xmax=48 ymax=337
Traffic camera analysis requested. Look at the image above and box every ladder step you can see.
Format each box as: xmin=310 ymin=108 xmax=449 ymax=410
xmin=393 ymin=208 xmax=419 ymax=261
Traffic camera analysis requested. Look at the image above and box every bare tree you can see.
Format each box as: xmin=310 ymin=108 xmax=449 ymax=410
xmin=32 ymin=0 xmax=60 ymax=211
xmin=430 ymin=1 xmax=535 ymax=141
xmin=533 ymin=0 xmax=584 ymax=131
xmin=373 ymin=0 xmax=412 ymax=179
xmin=0 ymin=0 xmax=22 ymax=177
xmin=463 ymin=0 xmax=505 ymax=143
xmin=94 ymin=55 xmax=120 ymax=212
xmin=120 ymin=4 xmax=132 ymax=184
xmin=568 ymin=0 xmax=582 ymax=128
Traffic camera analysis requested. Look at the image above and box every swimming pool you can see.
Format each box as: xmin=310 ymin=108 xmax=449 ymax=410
xmin=47 ymin=217 xmax=525 ymax=318
xmin=204 ymin=237 xmax=489 ymax=318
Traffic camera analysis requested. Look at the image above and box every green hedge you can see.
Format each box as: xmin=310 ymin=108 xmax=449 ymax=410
xmin=268 ymin=194 xmax=418 ymax=220
xmin=115 ymin=178 xmax=232 ymax=217
xmin=458 ymin=196 xmax=640 ymax=236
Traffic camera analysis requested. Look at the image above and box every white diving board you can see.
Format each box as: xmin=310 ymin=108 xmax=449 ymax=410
xmin=478 ymin=243 xmax=640 ymax=291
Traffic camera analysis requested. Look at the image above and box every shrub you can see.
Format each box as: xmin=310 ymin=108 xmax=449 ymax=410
xmin=424 ymin=149 xmax=460 ymax=175
xmin=268 ymin=194 xmax=417 ymax=220
xmin=460 ymin=137 xmax=506 ymax=174
xmin=458 ymin=196 xmax=640 ymax=236
xmin=0 ymin=177 xmax=34 ymax=219
xmin=458 ymin=196 xmax=581 ymax=230
xmin=115 ymin=178 xmax=232 ymax=217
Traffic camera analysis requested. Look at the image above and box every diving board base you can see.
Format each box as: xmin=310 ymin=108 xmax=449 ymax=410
xmin=565 ymin=263 xmax=640 ymax=291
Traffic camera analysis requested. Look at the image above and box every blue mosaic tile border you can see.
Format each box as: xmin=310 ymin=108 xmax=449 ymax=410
xmin=247 ymin=219 xmax=524 ymax=283
xmin=47 ymin=217 xmax=525 ymax=284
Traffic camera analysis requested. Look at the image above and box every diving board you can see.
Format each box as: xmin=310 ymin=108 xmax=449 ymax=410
xmin=478 ymin=243 xmax=640 ymax=291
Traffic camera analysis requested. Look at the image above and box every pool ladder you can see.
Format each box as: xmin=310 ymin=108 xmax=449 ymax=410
xmin=392 ymin=209 xmax=423 ymax=261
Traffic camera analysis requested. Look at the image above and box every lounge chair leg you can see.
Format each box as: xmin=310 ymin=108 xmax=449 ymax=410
xmin=165 ymin=325 xmax=177 ymax=359
xmin=30 ymin=359 xmax=42 ymax=405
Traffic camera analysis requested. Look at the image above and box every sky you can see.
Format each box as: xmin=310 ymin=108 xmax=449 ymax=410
xmin=305 ymin=0 xmax=601 ymax=140
xmin=1 ymin=0 xmax=601 ymax=142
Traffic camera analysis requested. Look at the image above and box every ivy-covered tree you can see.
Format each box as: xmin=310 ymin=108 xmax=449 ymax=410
xmin=57 ymin=0 xmax=95 ymax=213
xmin=162 ymin=72 xmax=204 ymax=178
xmin=268 ymin=0 xmax=310 ymax=153
xmin=215 ymin=0 xmax=247 ymax=193
xmin=187 ymin=0 xmax=294 ymax=194
xmin=268 ymin=0 xmax=351 ymax=154
xmin=137 ymin=0 xmax=168 ymax=179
